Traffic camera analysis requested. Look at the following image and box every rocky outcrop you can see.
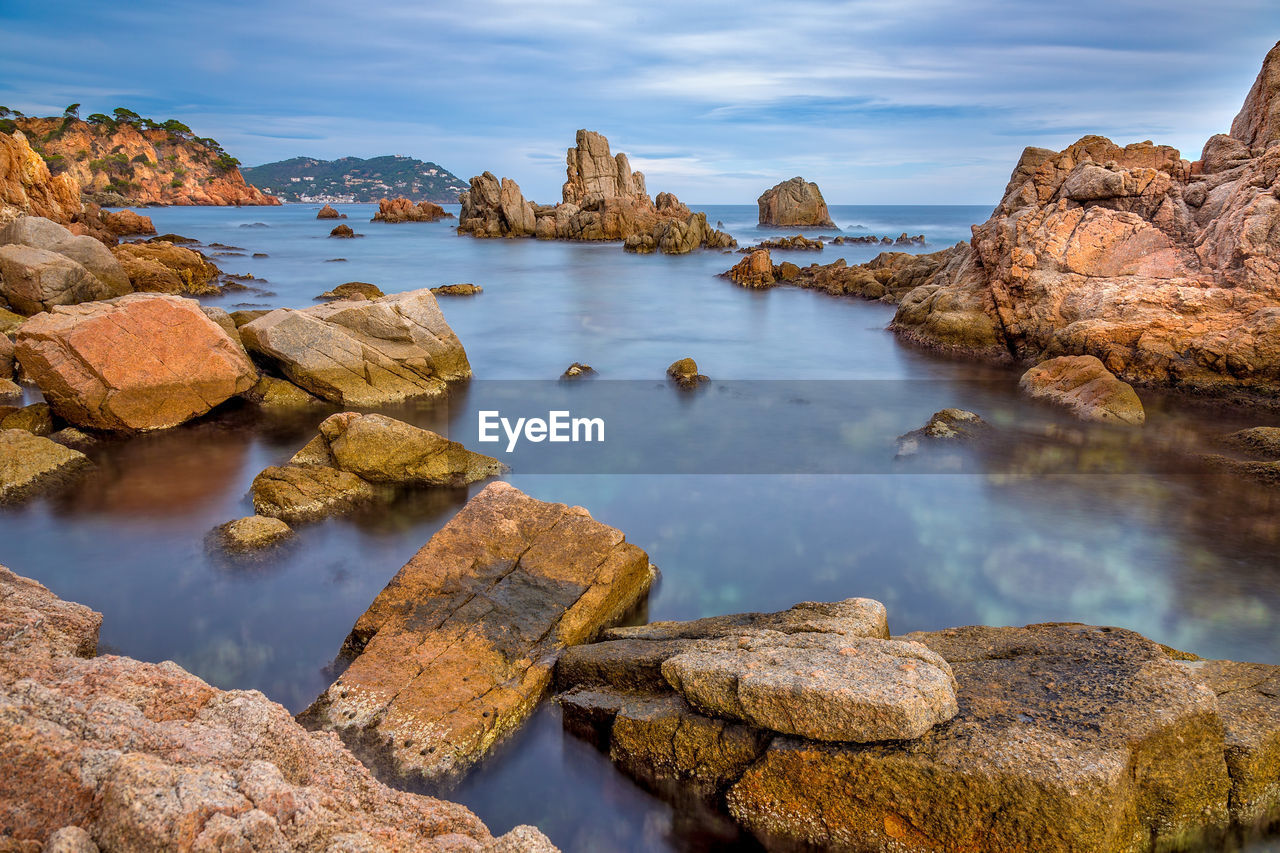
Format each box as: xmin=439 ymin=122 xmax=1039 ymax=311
xmin=329 ymin=224 xmax=358 ymax=238
xmin=747 ymin=234 xmax=823 ymax=251
xmin=561 ymin=362 xmax=596 ymax=378
xmin=371 ymin=197 xmax=452 ymax=222
xmin=723 ymin=244 xmax=965 ymax=303
xmin=459 ymin=130 xmax=735 ymax=253
xmin=890 ymin=42 xmax=1280 ymax=402
xmin=1021 ymin=355 xmax=1147 ymax=425
xmin=299 ymin=482 xmax=658 ymax=787
xmin=15 ymin=293 xmax=256 ymax=431
xmin=0 ymin=564 xmax=554 ymax=851
xmin=0 ymin=131 xmax=81 ymax=226
xmin=111 ymin=240 xmax=221 ymax=295
xmin=250 ymin=412 xmax=504 ymax=522
xmin=316 ymin=204 xmax=343 ymax=219
xmin=757 ymin=177 xmax=835 ymax=227
xmin=0 ymin=216 xmax=132 ymax=313
xmin=239 ymin=289 xmax=470 ymax=406
xmin=0 ymin=430 xmax=91 ymax=502
xmin=557 ymin=602 xmax=1280 ymax=852
xmin=431 ymin=283 xmax=482 ymax=296
xmin=99 ymin=208 xmax=155 ymax=236
xmin=13 ymin=115 xmax=278 ymax=207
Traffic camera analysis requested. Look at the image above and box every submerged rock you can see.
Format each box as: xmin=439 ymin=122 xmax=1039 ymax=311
xmin=895 ymin=408 xmax=989 ymax=456
xmin=558 ymin=603 xmax=1280 ymax=852
xmin=210 ymin=515 xmax=294 ymax=551
xmin=316 ymin=281 xmax=384 ymax=301
xmin=299 ymin=482 xmax=657 ymax=787
xmin=757 ymin=177 xmax=835 ymax=227
xmin=250 ymin=412 xmax=504 ymax=522
xmin=0 ymin=429 xmax=91 ymax=502
xmin=1223 ymin=426 xmax=1280 ymax=459
xmin=667 ymin=357 xmax=708 ymax=388
xmin=239 ymin=288 xmax=470 ymax=407
xmin=0 ymin=564 xmax=554 ymax=851
xmin=431 ymin=283 xmax=483 ymax=296
xmin=748 ymin=234 xmax=823 ymax=251
xmin=1020 ymin=355 xmax=1146 ymax=425
xmin=15 ymin=294 xmax=257 ymax=431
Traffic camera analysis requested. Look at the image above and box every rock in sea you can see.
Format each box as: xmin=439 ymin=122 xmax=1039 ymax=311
xmin=299 ymin=481 xmax=658 ymax=787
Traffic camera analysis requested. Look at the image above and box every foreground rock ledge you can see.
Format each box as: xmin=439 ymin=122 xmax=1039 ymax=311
xmin=300 ymin=481 xmax=657 ymax=787
xmin=556 ymin=603 xmax=1280 ymax=852
xmin=0 ymin=564 xmax=556 ymax=852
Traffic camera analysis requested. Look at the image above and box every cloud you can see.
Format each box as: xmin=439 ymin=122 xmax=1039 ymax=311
xmin=1 ymin=0 xmax=1277 ymax=202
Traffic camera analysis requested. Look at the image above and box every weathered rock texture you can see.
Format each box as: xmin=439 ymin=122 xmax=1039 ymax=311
xmin=0 ymin=430 xmax=91 ymax=502
xmin=724 ymin=244 xmax=965 ymax=303
xmin=12 ymin=116 xmax=278 ymax=207
xmin=316 ymin=204 xmax=343 ymax=219
xmin=0 ymin=131 xmax=81 ymax=226
xmin=250 ymin=412 xmax=504 ymax=522
xmin=557 ymin=605 xmax=1280 ymax=852
xmin=15 ymin=293 xmax=256 ymax=431
xmin=300 ymin=482 xmax=657 ymax=787
xmin=100 ymin=208 xmax=155 ymax=236
xmin=757 ymin=177 xmax=835 ymax=227
xmin=372 ymin=197 xmax=452 ymax=223
xmin=110 ymin=240 xmax=222 ymax=295
xmin=239 ymin=289 xmax=470 ymax=407
xmin=210 ymin=515 xmax=295 ymax=552
xmin=0 ymin=216 xmax=133 ymax=314
xmin=889 ymin=42 xmax=1280 ymax=402
xmin=458 ymin=130 xmax=735 ymax=253
xmin=1020 ymin=355 xmax=1147 ymax=425
xmin=0 ymin=564 xmax=555 ymax=851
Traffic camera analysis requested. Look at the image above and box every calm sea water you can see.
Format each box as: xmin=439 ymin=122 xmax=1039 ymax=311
xmin=3 ymin=203 xmax=1278 ymax=852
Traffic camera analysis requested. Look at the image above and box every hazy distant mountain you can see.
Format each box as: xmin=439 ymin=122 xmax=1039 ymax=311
xmin=241 ymin=155 xmax=467 ymax=203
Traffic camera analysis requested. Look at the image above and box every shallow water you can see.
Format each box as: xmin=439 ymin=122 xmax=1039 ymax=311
xmin=3 ymin=203 xmax=1279 ymax=851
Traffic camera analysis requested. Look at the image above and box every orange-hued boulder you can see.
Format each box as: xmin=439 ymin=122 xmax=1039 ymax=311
xmin=0 ymin=130 xmax=81 ymax=225
xmin=111 ymin=240 xmax=221 ymax=294
xmin=100 ymin=208 xmax=155 ymax=236
xmin=890 ymin=41 xmax=1280 ymax=401
xmin=757 ymin=177 xmax=835 ymax=227
xmin=1020 ymin=355 xmax=1146 ymax=425
xmin=725 ymin=249 xmax=777 ymax=288
xmin=316 ymin=203 xmax=342 ymax=219
xmin=371 ymin=196 xmax=451 ymax=222
xmin=0 ymin=564 xmax=556 ymax=852
xmin=300 ymin=481 xmax=657 ymax=786
xmin=15 ymin=293 xmax=256 ymax=431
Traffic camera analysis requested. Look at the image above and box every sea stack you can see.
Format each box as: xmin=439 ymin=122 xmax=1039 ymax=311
xmin=757 ymin=177 xmax=835 ymax=227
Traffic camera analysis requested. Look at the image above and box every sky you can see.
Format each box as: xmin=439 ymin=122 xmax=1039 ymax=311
xmin=2 ymin=1 xmax=1278 ymax=205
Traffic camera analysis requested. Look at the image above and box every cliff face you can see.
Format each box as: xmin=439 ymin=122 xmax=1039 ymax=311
xmin=15 ymin=116 xmax=278 ymax=207
xmin=889 ymin=40 xmax=1280 ymax=402
xmin=0 ymin=131 xmax=81 ymax=225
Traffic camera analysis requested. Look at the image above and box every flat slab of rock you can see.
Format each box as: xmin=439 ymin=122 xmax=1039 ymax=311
xmin=0 ymin=564 xmax=554 ymax=851
xmin=557 ymin=610 xmax=1279 ymax=852
xmin=662 ymin=633 xmax=958 ymax=742
xmin=239 ymin=289 xmax=470 ymax=406
xmin=15 ymin=294 xmax=257 ymax=431
xmin=1020 ymin=354 xmax=1146 ymax=425
xmin=251 ymin=412 xmax=504 ymax=522
xmin=299 ymin=481 xmax=657 ymax=787
xmin=0 ymin=429 xmax=91 ymax=502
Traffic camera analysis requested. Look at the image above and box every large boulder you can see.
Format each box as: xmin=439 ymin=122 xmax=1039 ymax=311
xmin=725 ymin=249 xmax=776 ymax=288
xmin=757 ymin=177 xmax=836 ymax=227
xmin=890 ymin=42 xmax=1280 ymax=401
xmin=0 ymin=216 xmax=131 ymax=296
xmin=0 ymin=429 xmax=91 ymax=502
xmin=0 ymin=245 xmax=122 ymax=316
xmin=557 ymin=607 xmax=1278 ymax=852
xmin=99 ymin=208 xmax=155 ymax=236
xmin=299 ymin=482 xmax=657 ymax=787
xmin=1020 ymin=355 xmax=1146 ymax=425
xmin=0 ymin=564 xmax=555 ymax=851
xmin=250 ymin=412 xmax=505 ymax=522
xmin=110 ymin=240 xmax=221 ymax=295
xmin=15 ymin=293 xmax=257 ymax=431
xmin=239 ymin=288 xmax=471 ymax=406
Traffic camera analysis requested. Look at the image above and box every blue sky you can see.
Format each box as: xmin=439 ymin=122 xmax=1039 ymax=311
xmin=2 ymin=1 xmax=1277 ymax=204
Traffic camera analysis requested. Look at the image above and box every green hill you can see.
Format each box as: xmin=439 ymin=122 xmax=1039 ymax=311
xmin=242 ymin=155 xmax=466 ymax=203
